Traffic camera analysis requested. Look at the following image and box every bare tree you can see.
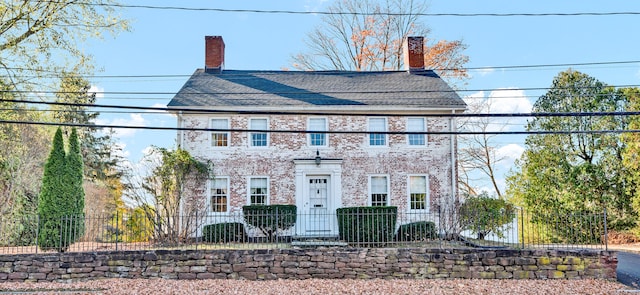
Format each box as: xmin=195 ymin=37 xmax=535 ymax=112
xmin=292 ymin=0 xmax=469 ymax=85
xmin=123 ymin=147 xmax=212 ymax=245
xmin=458 ymin=97 xmax=511 ymax=197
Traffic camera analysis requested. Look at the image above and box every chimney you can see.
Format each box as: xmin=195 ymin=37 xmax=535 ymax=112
xmin=205 ymin=36 xmax=225 ymax=73
xmin=404 ymin=36 xmax=425 ymax=72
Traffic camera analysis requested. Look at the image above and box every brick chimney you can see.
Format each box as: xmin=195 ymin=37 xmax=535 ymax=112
xmin=205 ymin=36 xmax=225 ymax=73
xmin=404 ymin=36 xmax=425 ymax=72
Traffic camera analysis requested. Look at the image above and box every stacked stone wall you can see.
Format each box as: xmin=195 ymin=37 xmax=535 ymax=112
xmin=0 ymin=248 xmax=617 ymax=282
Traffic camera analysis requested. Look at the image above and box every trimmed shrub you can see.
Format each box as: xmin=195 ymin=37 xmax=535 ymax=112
xmin=202 ymin=222 xmax=246 ymax=243
xmin=337 ymin=206 xmax=397 ymax=247
xmin=460 ymin=194 xmax=515 ymax=240
xmin=242 ymin=205 xmax=296 ymax=240
xmin=395 ymin=221 xmax=437 ymax=242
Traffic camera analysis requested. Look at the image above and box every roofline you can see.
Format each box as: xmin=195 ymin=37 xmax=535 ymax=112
xmin=165 ymin=105 xmax=467 ymax=115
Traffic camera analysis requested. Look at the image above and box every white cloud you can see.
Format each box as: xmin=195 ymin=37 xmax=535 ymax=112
xmin=497 ymin=144 xmax=525 ymax=163
xmin=487 ymin=88 xmax=532 ymax=114
xmin=89 ymin=85 xmax=104 ymax=99
xmin=476 ymin=68 xmax=495 ymax=77
xmin=96 ymin=114 xmax=146 ymax=138
xmin=304 ymin=0 xmax=329 ymax=12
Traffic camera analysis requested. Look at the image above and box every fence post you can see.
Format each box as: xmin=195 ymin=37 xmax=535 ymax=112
xmin=195 ymin=211 xmax=198 ymax=251
xmin=520 ymin=208 xmax=524 ymax=249
xmin=35 ymin=214 xmax=39 ymax=254
xmin=115 ymin=212 xmax=119 ymax=251
xmin=603 ymin=208 xmax=608 ymax=251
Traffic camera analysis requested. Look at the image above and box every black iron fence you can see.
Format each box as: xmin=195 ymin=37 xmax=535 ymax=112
xmin=0 ymin=207 xmax=607 ymax=254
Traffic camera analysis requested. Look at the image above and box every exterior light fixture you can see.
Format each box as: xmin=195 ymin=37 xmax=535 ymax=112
xmin=315 ymin=150 xmax=321 ymax=166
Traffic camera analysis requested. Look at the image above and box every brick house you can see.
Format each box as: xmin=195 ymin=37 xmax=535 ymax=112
xmin=167 ymin=36 xmax=466 ymax=237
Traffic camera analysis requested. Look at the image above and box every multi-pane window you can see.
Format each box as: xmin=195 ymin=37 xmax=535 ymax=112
xmin=409 ymin=176 xmax=428 ymax=210
xmin=407 ymin=118 xmax=426 ymax=146
xmin=368 ymin=118 xmax=387 ymax=146
xmin=250 ymin=118 xmax=268 ymax=147
xmin=249 ymin=177 xmax=268 ymax=205
xmin=211 ymin=178 xmax=228 ymax=213
xmin=370 ymin=176 xmax=388 ymax=206
xmin=308 ymin=118 xmax=327 ymax=146
xmin=211 ymin=118 xmax=229 ymax=147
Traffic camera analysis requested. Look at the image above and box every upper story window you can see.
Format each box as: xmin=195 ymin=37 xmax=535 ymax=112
xmin=308 ymin=117 xmax=327 ymax=147
xmin=210 ymin=118 xmax=229 ymax=147
xmin=369 ymin=175 xmax=389 ymax=206
xmin=407 ymin=118 xmax=426 ymax=146
xmin=250 ymin=118 xmax=268 ymax=147
xmin=249 ymin=177 xmax=268 ymax=205
xmin=409 ymin=175 xmax=428 ymax=210
xmin=368 ymin=118 xmax=387 ymax=146
xmin=210 ymin=177 xmax=229 ymax=213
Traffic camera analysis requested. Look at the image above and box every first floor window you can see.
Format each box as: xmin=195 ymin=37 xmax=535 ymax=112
xmin=249 ymin=177 xmax=268 ymax=205
xmin=211 ymin=118 xmax=229 ymax=147
xmin=250 ymin=118 xmax=268 ymax=147
xmin=368 ymin=118 xmax=387 ymax=146
xmin=409 ymin=176 xmax=428 ymax=210
xmin=370 ymin=176 xmax=388 ymax=206
xmin=211 ymin=178 xmax=228 ymax=212
xmin=407 ymin=118 xmax=426 ymax=146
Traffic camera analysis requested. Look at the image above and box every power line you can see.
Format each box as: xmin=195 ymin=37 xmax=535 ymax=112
xmin=2 ymin=98 xmax=639 ymax=118
xmin=51 ymin=2 xmax=640 ymax=17
xmin=3 ymin=83 xmax=640 ymax=97
xmin=4 ymin=60 xmax=640 ymax=79
xmin=0 ymin=119 xmax=638 ymax=136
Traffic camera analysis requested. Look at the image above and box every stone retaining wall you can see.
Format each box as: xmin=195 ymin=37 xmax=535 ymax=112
xmin=0 ymin=248 xmax=617 ymax=282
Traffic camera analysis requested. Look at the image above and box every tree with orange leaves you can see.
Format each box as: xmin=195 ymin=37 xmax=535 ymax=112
xmin=291 ymin=0 xmax=469 ymax=86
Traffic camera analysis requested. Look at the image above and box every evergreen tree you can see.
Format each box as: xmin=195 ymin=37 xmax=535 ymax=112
xmin=38 ymin=128 xmax=70 ymax=251
xmin=37 ymin=127 xmax=85 ymax=252
xmin=66 ymin=128 xmax=85 ymax=238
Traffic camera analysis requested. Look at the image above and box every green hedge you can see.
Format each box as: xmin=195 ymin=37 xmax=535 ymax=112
xmin=395 ymin=221 xmax=437 ymax=241
xmin=242 ymin=205 xmax=296 ymax=240
xmin=336 ymin=206 xmax=397 ymax=247
xmin=202 ymin=222 xmax=247 ymax=243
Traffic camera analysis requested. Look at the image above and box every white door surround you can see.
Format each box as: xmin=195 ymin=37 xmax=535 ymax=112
xmin=293 ymin=159 xmax=343 ymax=236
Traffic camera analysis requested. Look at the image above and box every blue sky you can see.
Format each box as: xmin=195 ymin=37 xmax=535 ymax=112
xmin=85 ymin=0 xmax=640 ymax=193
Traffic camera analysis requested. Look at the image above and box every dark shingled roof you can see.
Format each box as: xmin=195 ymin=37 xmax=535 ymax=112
xmin=167 ymin=69 xmax=466 ymax=111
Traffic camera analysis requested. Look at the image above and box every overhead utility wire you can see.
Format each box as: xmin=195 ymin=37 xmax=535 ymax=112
xmin=4 ymin=60 xmax=640 ymax=78
xmin=3 ymin=98 xmax=640 ymax=119
xmin=0 ymin=119 xmax=638 ymax=135
xmin=56 ymin=2 xmax=640 ymax=17
xmin=4 ymin=83 xmax=640 ymax=96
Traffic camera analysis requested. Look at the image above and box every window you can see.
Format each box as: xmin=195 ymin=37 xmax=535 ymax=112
xmin=211 ymin=118 xmax=229 ymax=147
xmin=250 ymin=118 xmax=268 ymax=147
xmin=370 ymin=176 xmax=388 ymax=206
xmin=368 ymin=118 xmax=387 ymax=146
xmin=308 ymin=118 xmax=327 ymax=146
xmin=409 ymin=176 xmax=428 ymax=210
xmin=407 ymin=118 xmax=426 ymax=146
xmin=210 ymin=178 xmax=228 ymax=212
xmin=249 ymin=177 xmax=268 ymax=205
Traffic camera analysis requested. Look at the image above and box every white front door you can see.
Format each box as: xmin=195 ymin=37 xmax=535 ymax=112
xmin=306 ymin=176 xmax=332 ymax=234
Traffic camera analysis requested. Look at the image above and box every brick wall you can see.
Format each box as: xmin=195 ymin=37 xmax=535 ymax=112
xmin=0 ymin=248 xmax=617 ymax=282
xmin=180 ymin=114 xmax=457 ymax=214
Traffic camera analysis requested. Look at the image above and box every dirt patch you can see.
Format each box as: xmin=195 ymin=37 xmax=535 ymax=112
xmin=607 ymin=231 xmax=640 ymax=244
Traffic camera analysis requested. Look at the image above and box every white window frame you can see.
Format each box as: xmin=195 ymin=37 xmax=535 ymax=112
xmin=249 ymin=118 xmax=269 ymax=148
xmin=210 ymin=118 xmax=230 ymax=147
xmin=407 ymin=117 xmax=427 ymax=146
xmin=210 ymin=177 xmax=229 ymax=213
xmin=368 ymin=175 xmax=390 ymax=206
xmin=368 ymin=117 xmax=387 ymax=147
xmin=248 ymin=176 xmax=269 ymax=205
xmin=407 ymin=175 xmax=429 ymax=211
xmin=308 ymin=117 xmax=328 ymax=147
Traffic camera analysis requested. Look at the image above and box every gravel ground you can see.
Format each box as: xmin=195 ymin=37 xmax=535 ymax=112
xmin=0 ymin=278 xmax=632 ymax=295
